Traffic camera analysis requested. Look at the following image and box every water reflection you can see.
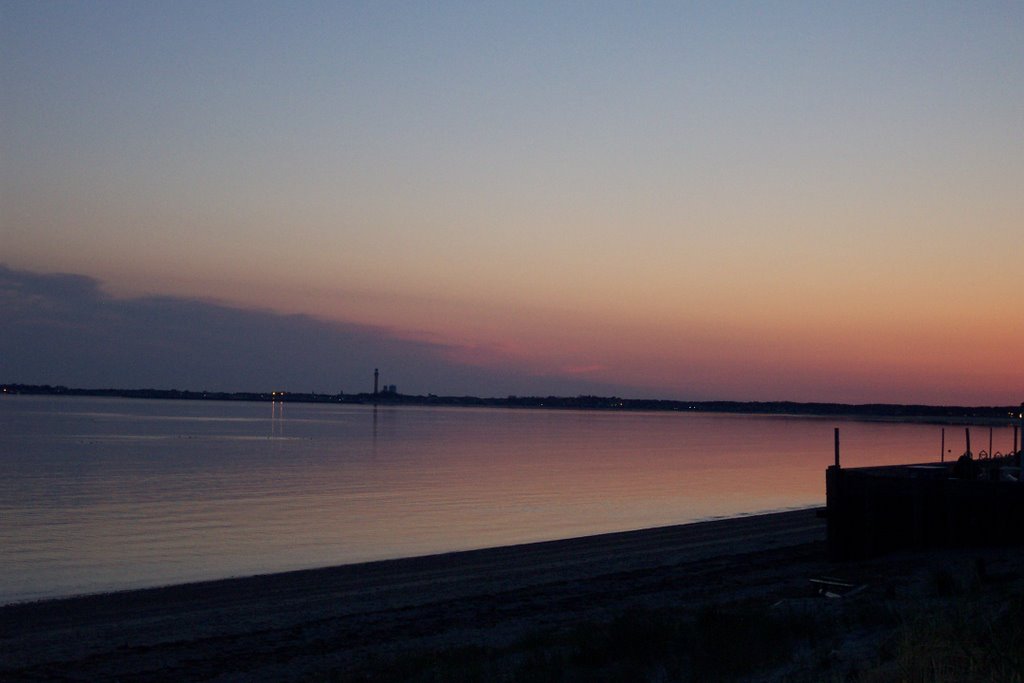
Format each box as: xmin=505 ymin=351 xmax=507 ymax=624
xmin=270 ymin=398 xmax=285 ymax=438
xmin=1 ymin=395 xmax=1018 ymax=603
xmin=372 ymin=404 xmax=378 ymax=450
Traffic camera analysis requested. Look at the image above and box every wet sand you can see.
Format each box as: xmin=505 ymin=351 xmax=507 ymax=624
xmin=4 ymin=507 xmax=1020 ymax=681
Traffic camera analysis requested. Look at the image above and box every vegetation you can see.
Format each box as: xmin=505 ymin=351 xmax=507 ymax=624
xmin=340 ymin=561 xmax=1024 ymax=682
xmin=4 ymin=383 xmax=1020 ymax=424
xmin=347 ymin=604 xmax=829 ymax=682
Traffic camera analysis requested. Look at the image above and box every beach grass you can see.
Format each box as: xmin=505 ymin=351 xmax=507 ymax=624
xmin=351 ymin=556 xmax=1024 ymax=682
xmin=351 ymin=603 xmax=824 ymax=682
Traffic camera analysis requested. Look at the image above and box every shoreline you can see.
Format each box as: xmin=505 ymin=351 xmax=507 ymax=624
xmin=2 ymin=508 xmax=825 ymax=677
xmin=4 ymin=506 xmax=1023 ymax=680
xmin=3 ymin=507 xmax=826 ymax=608
xmin=5 ymin=384 xmax=1020 ymax=425
xmin=0 ymin=505 xmax=822 ymax=609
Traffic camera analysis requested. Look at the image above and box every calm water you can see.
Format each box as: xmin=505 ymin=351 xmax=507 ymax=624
xmin=1 ymin=395 xmax=1015 ymax=604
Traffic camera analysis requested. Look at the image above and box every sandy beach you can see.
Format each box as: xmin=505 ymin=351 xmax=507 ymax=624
xmin=3 ymin=507 xmax=1023 ymax=681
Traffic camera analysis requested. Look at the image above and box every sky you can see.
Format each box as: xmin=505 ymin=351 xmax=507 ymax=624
xmin=2 ymin=1 xmax=1022 ymax=404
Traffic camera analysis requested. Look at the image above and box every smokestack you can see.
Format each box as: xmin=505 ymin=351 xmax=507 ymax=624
xmin=374 ymin=368 xmax=379 ymax=395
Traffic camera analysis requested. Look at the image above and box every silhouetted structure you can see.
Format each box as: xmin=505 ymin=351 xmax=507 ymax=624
xmin=373 ymin=368 xmax=379 ymax=395
xmin=827 ymin=455 xmax=1024 ymax=560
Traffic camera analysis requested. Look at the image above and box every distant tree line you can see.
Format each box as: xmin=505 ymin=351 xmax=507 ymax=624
xmin=2 ymin=383 xmax=1019 ymax=423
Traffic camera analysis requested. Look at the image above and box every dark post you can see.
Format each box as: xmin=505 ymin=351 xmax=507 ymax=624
xmin=965 ymin=427 xmax=971 ymax=456
xmin=1019 ymin=403 xmax=1024 ymax=464
xmin=941 ymin=428 xmax=945 ymax=463
xmin=989 ymin=427 xmax=993 ymax=459
xmin=834 ymin=427 xmax=840 ymax=468
xmin=826 ymin=426 xmax=843 ymax=559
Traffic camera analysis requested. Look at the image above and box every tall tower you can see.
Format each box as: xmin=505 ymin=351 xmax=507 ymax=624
xmin=373 ymin=368 xmax=379 ymax=395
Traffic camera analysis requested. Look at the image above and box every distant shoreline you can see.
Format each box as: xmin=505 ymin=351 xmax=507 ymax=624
xmin=2 ymin=382 xmax=1020 ymax=425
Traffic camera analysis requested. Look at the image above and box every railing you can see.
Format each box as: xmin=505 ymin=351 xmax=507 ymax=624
xmin=942 ymin=425 xmax=1022 ymax=462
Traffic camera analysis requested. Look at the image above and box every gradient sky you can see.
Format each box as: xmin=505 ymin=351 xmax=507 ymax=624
xmin=2 ymin=2 xmax=1022 ymax=403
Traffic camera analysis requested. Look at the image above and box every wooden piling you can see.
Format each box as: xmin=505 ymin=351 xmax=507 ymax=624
xmin=834 ymin=427 xmax=840 ymax=468
xmin=1019 ymin=404 xmax=1024 ymax=456
xmin=1018 ymin=403 xmax=1024 ymax=465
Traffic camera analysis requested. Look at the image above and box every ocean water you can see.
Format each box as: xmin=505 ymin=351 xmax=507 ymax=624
xmin=0 ymin=395 xmax=1014 ymax=604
